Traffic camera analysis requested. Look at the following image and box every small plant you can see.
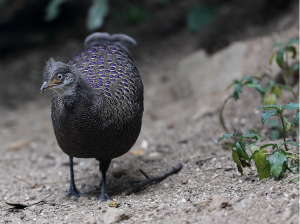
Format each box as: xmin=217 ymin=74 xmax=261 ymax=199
xmin=219 ymin=76 xmax=264 ymax=133
xmin=269 ymin=37 xmax=299 ymax=86
xmin=220 ymin=38 xmax=299 ymax=133
xmin=218 ymin=102 xmax=299 ymax=181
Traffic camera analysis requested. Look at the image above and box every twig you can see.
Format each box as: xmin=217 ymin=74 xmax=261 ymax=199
xmin=219 ymin=95 xmax=233 ymax=133
xmin=13 ymin=176 xmax=33 ymax=186
xmin=124 ymin=163 xmax=183 ymax=196
xmin=139 ymin=169 xmax=149 ymax=179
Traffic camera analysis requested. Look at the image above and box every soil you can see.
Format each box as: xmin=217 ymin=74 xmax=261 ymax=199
xmin=0 ymin=6 xmax=299 ymax=224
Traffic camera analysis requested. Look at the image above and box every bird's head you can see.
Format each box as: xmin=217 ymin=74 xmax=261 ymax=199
xmin=40 ymin=58 xmax=78 ymax=97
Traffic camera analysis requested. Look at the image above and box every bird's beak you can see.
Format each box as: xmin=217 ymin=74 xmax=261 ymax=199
xmin=40 ymin=81 xmax=57 ymax=94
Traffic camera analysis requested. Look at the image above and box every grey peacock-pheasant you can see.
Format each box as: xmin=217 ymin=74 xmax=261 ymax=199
xmin=40 ymin=33 xmax=144 ymax=201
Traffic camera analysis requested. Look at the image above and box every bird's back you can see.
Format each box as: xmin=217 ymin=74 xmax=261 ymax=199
xmin=51 ymin=33 xmax=144 ymax=160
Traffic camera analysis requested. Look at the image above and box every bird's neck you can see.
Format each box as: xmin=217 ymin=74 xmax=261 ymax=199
xmin=60 ymin=77 xmax=101 ymax=109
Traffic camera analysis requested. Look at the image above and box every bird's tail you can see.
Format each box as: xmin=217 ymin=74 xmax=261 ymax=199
xmin=84 ymin=32 xmax=136 ymax=55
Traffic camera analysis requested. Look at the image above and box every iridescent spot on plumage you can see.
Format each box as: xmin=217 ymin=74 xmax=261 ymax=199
xmin=83 ymin=60 xmax=88 ymax=63
xmin=78 ymin=66 xmax=83 ymax=69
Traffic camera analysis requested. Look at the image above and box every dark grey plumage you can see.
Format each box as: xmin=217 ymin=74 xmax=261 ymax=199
xmin=41 ymin=32 xmax=143 ymax=201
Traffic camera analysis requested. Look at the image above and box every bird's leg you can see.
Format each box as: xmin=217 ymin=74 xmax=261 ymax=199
xmin=67 ymin=156 xmax=83 ymax=198
xmin=97 ymin=159 xmax=112 ymax=201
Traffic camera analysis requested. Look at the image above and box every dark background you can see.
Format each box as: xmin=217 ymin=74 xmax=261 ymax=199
xmin=0 ymin=0 xmax=297 ymax=56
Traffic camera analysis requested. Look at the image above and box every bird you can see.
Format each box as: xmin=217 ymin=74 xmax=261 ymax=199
xmin=40 ymin=33 xmax=144 ymax=201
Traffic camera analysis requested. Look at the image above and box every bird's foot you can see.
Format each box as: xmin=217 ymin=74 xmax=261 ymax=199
xmin=97 ymin=192 xmax=112 ymax=202
xmin=68 ymin=187 xmax=83 ymax=198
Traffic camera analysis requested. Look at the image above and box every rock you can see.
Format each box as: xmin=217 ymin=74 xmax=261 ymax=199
xmin=103 ymin=208 xmax=130 ymax=224
xmin=288 ymin=189 xmax=299 ymax=200
xmin=208 ymin=195 xmax=230 ymax=211
xmin=157 ymin=204 xmax=164 ymax=211
xmin=7 ymin=139 xmax=30 ymax=150
xmin=173 ymin=42 xmax=247 ymax=99
xmin=148 ymin=152 xmax=162 ymax=159
xmin=36 ymin=219 xmax=50 ymax=224
xmin=108 ymin=201 xmax=120 ymax=208
xmin=281 ymin=210 xmax=291 ymax=221
xmin=181 ymin=179 xmax=188 ymax=184
xmin=172 ymin=32 xmax=294 ymax=101
xmin=234 ymin=198 xmax=253 ymax=212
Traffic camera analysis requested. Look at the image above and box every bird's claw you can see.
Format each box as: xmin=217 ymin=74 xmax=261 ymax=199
xmin=98 ymin=192 xmax=112 ymax=202
xmin=68 ymin=187 xmax=83 ymax=198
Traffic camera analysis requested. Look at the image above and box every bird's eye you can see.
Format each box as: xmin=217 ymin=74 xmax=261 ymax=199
xmin=57 ymin=74 xmax=63 ymax=80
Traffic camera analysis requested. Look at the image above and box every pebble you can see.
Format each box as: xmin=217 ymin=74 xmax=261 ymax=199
xmin=181 ymin=179 xmax=188 ymax=184
xmin=108 ymin=201 xmax=120 ymax=208
xmin=103 ymin=208 xmax=130 ymax=224
xmin=208 ymin=195 xmax=230 ymax=211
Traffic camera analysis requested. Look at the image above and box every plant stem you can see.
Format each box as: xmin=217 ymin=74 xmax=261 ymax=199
xmin=294 ymin=81 xmax=300 ymax=102
xmin=280 ymin=115 xmax=288 ymax=151
xmin=219 ymin=95 xmax=233 ymax=133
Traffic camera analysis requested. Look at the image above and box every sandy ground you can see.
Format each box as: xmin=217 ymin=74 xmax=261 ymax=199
xmin=0 ymin=9 xmax=299 ymax=224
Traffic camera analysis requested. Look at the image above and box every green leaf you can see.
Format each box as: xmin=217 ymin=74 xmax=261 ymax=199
xmin=218 ymin=133 xmax=238 ymax=143
xmin=248 ymin=144 xmax=260 ymax=154
xmin=87 ymin=0 xmax=109 ymax=31
xmin=285 ymin=68 xmax=292 ymax=79
xmin=44 ymin=0 xmax=67 ymax=22
xmin=286 ymin=37 xmax=299 ymax=45
xmin=286 ymin=46 xmax=297 ymax=58
xmin=256 ymin=104 xmax=278 ymax=111
xmin=271 ymin=130 xmax=280 ymax=140
xmin=276 ymin=84 xmax=294 ymax=92
xmin=261 ymin=109 xmax=276 ymax=125
xmin=273 ymin=86 xmax=282 ymax=98
xmin=289 ymin=177 xmax=299 ymax=183
xmin=264 ymin=93 xmax=277 ymax=105
xmin=281 ymin=140 xmax=300 ymax=147
xmin=282 ymin=103 xmax=300 ymax=110
xmin=269 ymin=53 xmax=276 ymax=65
xmin=252 ymin=149 xmax=271 ymax=181
xmin=260 ymin=143 xmax=277 ymax=149
xmin=241 ymin=76 xmax=253 ymax=83
xmin=243 ymin=131 xmax=259 ymax=140
xmin=294 ymin=110 xmax=299 ymax=126
xmin=232 ymin=149 xmax=242 ymax=175
xmin=186 ymin=4 xmax=218 ymax=33
xmin=283 ymin=117 xmax=291 ymax=131
xmin=236 ymin=141 xmax=250 ymax=161
xmin=246 ymin=82 xmax=265 ymax=94
xmin=233 ymin=83 xmax=242 ymax=101
xmin=269 ymin=150 xmax=287 ymax=180
xmin=276 ymin=48 xmax=285 ymax=68
xmin=232 ymin=149 xmax=249 ymax=175
xmin=272 ymin=43 xmax=285 ymax=48
xmin=293 ymin=64 xmax=299 ymax=71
